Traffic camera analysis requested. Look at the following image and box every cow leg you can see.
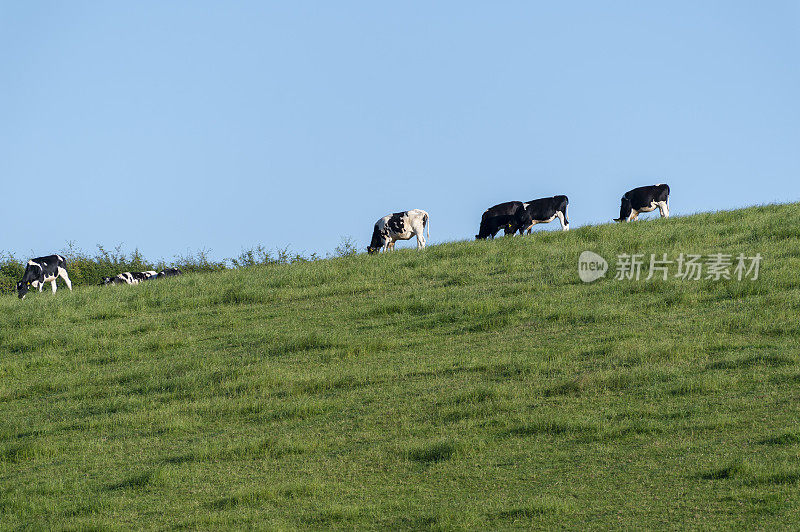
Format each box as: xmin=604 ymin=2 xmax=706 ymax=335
xmin=556 ymin=212 xmax=569 ymax=231
xmin=51 ymin=280 xmax=58 ymax=294
xmin=658 ymin=201 xmax=669 ymax=218
xmin=416 ymin=231 xmax=426 ymax=249
xmin=58 ymin=267 xmax=73 ymax=290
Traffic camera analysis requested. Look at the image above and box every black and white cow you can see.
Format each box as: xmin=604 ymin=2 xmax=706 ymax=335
xmin=505 ymin=195 xmax=570 ymax=235
xmin=476 ymin=201 xmax=531 ymax=239
xmin=367 ymin=209 xmax=429 ymax=254
xmin=157 ymin=268 xmax=182 ymax=278
xmin=131 ymin=271 xmax=157 ymax=283
xmin=101 ymin=272 xmax=136 ymax=285
xmin=101 ymin=271 xmax=157 ymax=286
xmin=17 ymin=254 xmax=73 ymax=299
xmin=613 ymin=184 xmax=670 ymax=222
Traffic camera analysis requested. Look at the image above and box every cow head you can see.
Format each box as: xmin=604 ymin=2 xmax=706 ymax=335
xmin=614 ymin=196 xmax=632 ymax=222
xmin=101 ymin=276 xmax=113 ymax=285
xmin=503 ymin=223 xmax=520 ymax=236
xmin=475 ymin=228 xmax=497 ymax=240
xmin=16 ymin=281 xmax=29 ymax=299
xmin=367 ymin=228 xmax=386 ymax=254
xmin=475 ymin=223 xmax=492 ymax=240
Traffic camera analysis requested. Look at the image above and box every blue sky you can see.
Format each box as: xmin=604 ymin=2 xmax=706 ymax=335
xmin=2 ymin=2 xmax=798 ymax=260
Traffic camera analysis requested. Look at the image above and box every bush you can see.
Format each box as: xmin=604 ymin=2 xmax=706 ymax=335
xmin=0 ymin=240 xmax=342 ymax=294
xmin=0 ymin=252 xmax=25 ymax=294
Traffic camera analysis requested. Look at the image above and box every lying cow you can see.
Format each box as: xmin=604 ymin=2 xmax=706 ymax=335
xmin=17 ymin=254 xmax=73 ymax=299
xmin=101 ymin=272 xmax=137 ymax=285
xmin=476 ymin=201 xmax=531 ymax=239
xmin=157 ymin=268 xmax=182 ymax=278
xmin=506 ymin=195 xmax=570 ymax=235
xmin=101 ymin=271 xmax=157 ymax=286
xmin=614 ymin=184 xmax=670 ymax=222
xmin=131 ymin=271 xmax=157 ymax=283
xmin=367 ymin=209 xmax=429 ymax=254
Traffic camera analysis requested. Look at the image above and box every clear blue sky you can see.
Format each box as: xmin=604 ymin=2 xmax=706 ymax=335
xmin=2 ymin=2 xmax=798 ymax=260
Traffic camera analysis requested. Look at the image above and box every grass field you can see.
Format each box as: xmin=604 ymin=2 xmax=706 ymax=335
xmin=2 ymin=203 xmax=800 ymax=529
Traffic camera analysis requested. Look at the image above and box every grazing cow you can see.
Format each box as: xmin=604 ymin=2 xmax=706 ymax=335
xmin=614 ymin=184 xmax=670 ymax=222
xmin=506 ymin=195 xmax=570 ymax=235
xmin=367 ymin=209 xmax=429 ymax=254
xmin=157 ymin=268 xmax=182 ymax=278
xmin=17 ymin=254 xmax=73 ymax=299
xmin=476 ymin=201 xmax=531 ymax=239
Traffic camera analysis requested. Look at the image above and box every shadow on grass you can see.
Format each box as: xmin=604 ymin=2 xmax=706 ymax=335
xmin=0 ymin=442 xmax=37 ymax=464
xmin=299 ymin=505 xmax=363 ymax=526
xmin=706 ymin=354 xmax=793 ymax=371
xmin=505 ymin=421 xmax=583 ymax=437
xmin=488 ymin=498 xmax=573 ymax=523
xmin=747 ymin=471 xmax=800 ymax=486
xmin=757 ymin=433 xmax=800 ymax=445
xmin=405 ymin=440 xmax=459 ymax=464
xmin=388 ymin=514 xmax=438 ymax=529
xmin=206 ymin=483 xmax=316 ymax=511
xmin=699 ymin=463 xmax=741 ymax=480
xmin=105 ymin=471 xmax=155 ymax=491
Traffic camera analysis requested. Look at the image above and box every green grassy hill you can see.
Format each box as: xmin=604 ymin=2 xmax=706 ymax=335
xmin=2 ymin=204 xmax=800 ymax=529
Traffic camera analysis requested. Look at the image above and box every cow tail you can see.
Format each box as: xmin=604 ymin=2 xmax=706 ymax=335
xmin=425 ymin=212 xmax=430 ymax=241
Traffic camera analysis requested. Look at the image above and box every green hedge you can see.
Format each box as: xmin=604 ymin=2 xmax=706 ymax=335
xmin=0 ymin=238 xmax=358 ymax=294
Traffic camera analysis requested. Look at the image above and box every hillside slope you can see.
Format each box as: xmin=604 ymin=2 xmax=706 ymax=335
xmin=2 ymin=204 xmax=800 ymax=529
